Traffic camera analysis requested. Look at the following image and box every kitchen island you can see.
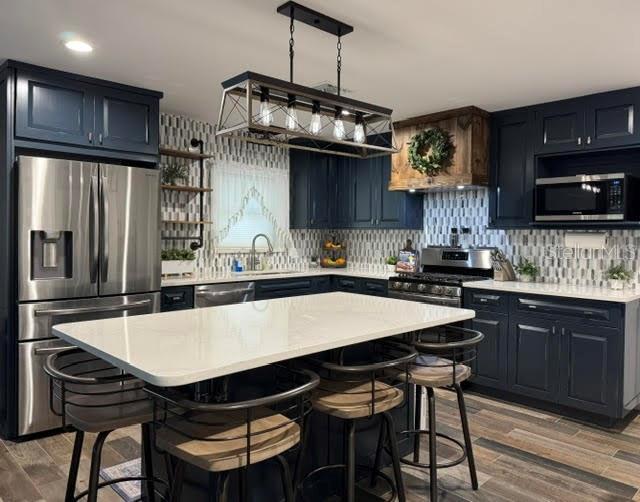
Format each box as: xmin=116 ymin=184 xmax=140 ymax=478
xmin=52 ymin=292 xmax=474 ymax=501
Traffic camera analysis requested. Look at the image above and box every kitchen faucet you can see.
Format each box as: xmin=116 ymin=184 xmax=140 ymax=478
xmin=249 ymin=233 xmax=274 ymax=271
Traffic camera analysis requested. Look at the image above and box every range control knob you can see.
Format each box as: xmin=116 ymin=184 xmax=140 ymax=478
xmin=443 ymin=287 xmax=456 ymax=296
xmin=402 ymin=282 xmax=412 ymax=291
xmin=391 ymin=281 xmax=403 ymax=290
xmin=417 ymin=283 xmax=428 ymax=292
xmin=432 ymin=285 xmax=444 ymax=295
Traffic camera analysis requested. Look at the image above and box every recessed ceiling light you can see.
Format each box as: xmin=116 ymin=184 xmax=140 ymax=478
xmin=65 ymin=40 xmax=93 ymax=53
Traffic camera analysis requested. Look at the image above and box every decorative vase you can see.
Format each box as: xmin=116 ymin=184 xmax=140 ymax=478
xmin=519 ymin=274 xmax=535 ymax=283
xmin=609 ymin=279 xmax=625 ymax=290
xmin=386 ymin=264 xmax=396 ymax=273
xmin=162 ymin=260 xmax=195 ymax=277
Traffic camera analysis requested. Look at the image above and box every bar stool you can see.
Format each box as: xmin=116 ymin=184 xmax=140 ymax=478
xmin=145 ymin=365 xmax=319 ymax=502
xmin=394 ymin=325 xmax=484 ymax=501
xmin=300 ymin=340 xmax=417 ymax=502
xmin=44 ymin=347 xmax=164 ymax=502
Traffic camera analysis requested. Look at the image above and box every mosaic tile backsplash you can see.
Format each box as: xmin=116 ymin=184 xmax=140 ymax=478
xmin=161 ymin=112 xmax=640 ymax=286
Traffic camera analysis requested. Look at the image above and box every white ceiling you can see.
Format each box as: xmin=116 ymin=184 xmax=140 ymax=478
xmin=1 ymin=0 xmax=639 ymax=123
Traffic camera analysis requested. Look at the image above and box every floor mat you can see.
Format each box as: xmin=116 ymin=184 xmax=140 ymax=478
xmin=99 ymin=458 xmax=141 ymax=502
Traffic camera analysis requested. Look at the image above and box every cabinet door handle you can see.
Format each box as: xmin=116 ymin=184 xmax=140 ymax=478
xmin=370 ymin=218 xmax=374 ymax=224
xmin=552 ymin=326 xmax=556 ymax=335
xmin=577 ymin=136 xmax=582 ymax=145
xmin=586 ymin=136 xmax=592 ymax=145
xmin=88 ymin=131 xmax=93 ymax=143
xmin=98 ymin=133 xmax=103 ymax=145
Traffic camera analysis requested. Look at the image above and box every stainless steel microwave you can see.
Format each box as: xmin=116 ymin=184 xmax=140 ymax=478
xmin=535 ymin=173 xmax=640 ymax=222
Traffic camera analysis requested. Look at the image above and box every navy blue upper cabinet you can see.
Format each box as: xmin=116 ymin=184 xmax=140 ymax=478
xmin=15 ymin=70 xmax=94 ymax=147
xmin=489 ymin=109 xmax=534 ymax=228
xmin=534 ymin=99 xmax=585 ymax=154
xmin=289 ymin=150 xmax=332 ymax=228
xmin=585 ymin=89 xmax=640 ymax=149
xmin=95 ymin=88 xmax=159 ymax=155
xmin=290 ymin=150 xmax=423 ymax=229
xmin=12 ymin=63 xmax=161 ymax=158
xmin=533 ymin=88 xmax=640 ymax=155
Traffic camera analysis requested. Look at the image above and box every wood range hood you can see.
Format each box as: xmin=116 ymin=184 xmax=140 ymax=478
xmin=390 ymin=106 xmax=490 ymax=191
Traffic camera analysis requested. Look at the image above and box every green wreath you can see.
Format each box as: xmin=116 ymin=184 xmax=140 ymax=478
xmin=407 ymin=127 xmax=455 ymax=176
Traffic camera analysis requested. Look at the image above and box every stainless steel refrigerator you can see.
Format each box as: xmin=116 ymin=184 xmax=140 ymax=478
xmin=16 ymin=155 xmax=161 ymax=436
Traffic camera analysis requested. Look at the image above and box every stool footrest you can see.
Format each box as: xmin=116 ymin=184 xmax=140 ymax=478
xmin=393 ymin=429 xmax=468 ymax=470
xmin=300 ymin=463 xmax=396 ymax=502
xmin=72 ymin=475 xmax=168 ymax=501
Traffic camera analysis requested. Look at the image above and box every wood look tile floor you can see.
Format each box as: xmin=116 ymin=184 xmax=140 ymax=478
xmin=1 ymin=389 xmax=640 ymax=501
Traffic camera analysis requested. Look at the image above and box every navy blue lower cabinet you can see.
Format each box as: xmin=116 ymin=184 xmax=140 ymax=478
xmin=331 ymin=276 xmax=361 ymax=293
xmin=360 ymin=278 xmax=388 ymax=297
xmin=468 ymin=311 xmax=508 ymax=390
xmin=254 ymin=278 xmax=316 ymax=300
xmin=558 ymin=323 xmax=620 ymax=415
xmin=507 ymin=315 xmax=559 ymax=402
xmin=160 ymin=286 xmax=194 ymax=311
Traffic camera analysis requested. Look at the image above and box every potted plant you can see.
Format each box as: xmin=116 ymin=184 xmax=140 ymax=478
xmin=605 ymin=264 xmax=632 ymax=290
xmin=161 ymin=248 xmax=196 ymax=276
xmin=386 ymin=255 xmax=398 ymax=273
xmin=161 ymin=163 xmax=190 ymax=186
xmin=515 ymin=258 xmax=539 ymax=283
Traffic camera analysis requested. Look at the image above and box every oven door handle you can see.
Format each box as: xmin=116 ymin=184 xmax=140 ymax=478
xmin=389 ymin=291 xmax=460 ymax=306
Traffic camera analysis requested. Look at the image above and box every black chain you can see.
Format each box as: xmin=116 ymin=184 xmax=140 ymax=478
xmin=336 ymin=36 xmax=342 ymax=95
xmin=289 ymin=12 xmax=295 ymax=82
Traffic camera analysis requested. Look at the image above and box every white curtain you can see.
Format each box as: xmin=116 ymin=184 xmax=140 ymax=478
xmin=212 ymin=160 xmax=294 ymax=253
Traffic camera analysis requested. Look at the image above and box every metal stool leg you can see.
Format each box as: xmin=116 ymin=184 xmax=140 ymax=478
xmin=413 ymin=384 xmax=423 ymax=464
xmin=239 ymin=466 xmax=249 ymax=502
xmin=293 ymin=414 xmax=311 ymax=500
xmin=454 ymin=383 xmax=478 ymax=490
xmin=170 ymin=459 xmax=185 ymax=502
xmin=216 ymin=471 xmax=230 ymax=502
xmin=383 ymin=412 xmax=406 ymax=502
xmin=65 ymin=430 xmax=84 ymax=502
xmin=370 ymin=417 xmax=386 ymax=487
xmin=87 ymin=430 xmax=111 ymax=502
xmin=276 ymin=454 xmax=294 ymax=502
xmin=141 ymin=422 xmax=156 ymax=502
xmin=346 ymin=419 xmax=356 ymax=502
xmin=426 ymin=387 xmax=438 ymax=502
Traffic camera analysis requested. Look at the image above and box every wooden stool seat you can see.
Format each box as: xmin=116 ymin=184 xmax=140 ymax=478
xmin=312 ymin=379 xmax=404 ymax=419
xmin=395 ymin=357 xmax=471 ymax=388
xmin=155 ymin=407 xmax=300 ymax=473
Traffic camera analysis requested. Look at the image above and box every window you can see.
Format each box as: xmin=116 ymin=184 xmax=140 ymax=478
xmin=212 ymin=160 xmax=291 ymax=252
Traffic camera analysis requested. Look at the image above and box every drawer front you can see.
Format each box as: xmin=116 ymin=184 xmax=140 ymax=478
xmin=361 ymin=279 xmax=388 ymax=297
xmin=161 ymin=286 xmax=194 ymax=311
xmin=255 ymin=279 xmax=315 ymax=300
xmin=332 ymin=276 xmax=361 ymax=292
xmin=512 ymin=295 xmax=621 ymax=326
xmin=465 ymin=289 xmax=509 ymax=313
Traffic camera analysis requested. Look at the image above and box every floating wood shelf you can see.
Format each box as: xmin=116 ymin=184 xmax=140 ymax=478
xmin=160 ymin=146 xmax=214 ymax=160
xmin=161 ymin=185 xmax=213 ymax=193
xmin=162 ymin=220 xmax=213 ymax=225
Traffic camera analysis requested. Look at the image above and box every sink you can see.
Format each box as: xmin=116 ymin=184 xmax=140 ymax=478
xmin=231 ymin=269 xmax=298 ymax=277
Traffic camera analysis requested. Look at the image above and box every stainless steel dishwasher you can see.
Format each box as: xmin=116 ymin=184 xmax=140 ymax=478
xmin=194 ymin=282 xmax=256 ymax=308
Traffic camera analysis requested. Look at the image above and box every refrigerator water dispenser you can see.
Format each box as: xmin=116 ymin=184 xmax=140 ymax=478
xmin=31 ymin=230 xmax=72 ymax=279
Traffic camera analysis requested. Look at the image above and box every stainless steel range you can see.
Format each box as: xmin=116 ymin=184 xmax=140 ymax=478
xmin=388 ymin=247 xmax=494 ymax=307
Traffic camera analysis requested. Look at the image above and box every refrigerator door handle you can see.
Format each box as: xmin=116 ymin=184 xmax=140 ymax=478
xmin=100 ymin=175 xmax=110 ymax=283
xmin=34 ymin=299 xmax=152 ymax=317
xmin=90 ymin=175 xmax=100 ymax=283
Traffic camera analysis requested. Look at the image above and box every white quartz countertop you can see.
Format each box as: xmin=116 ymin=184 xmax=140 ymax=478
xmin=52 ymin=292 xmax=475 ymax=387
xmin=161 ymin=269 xmax=395 ymax=287
xmin=463 ymin=279 xmax=640 ymax=303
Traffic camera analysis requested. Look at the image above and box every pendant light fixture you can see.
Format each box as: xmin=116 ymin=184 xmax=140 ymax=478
xmin=216 ymin=2 xmax=397 ymax=158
